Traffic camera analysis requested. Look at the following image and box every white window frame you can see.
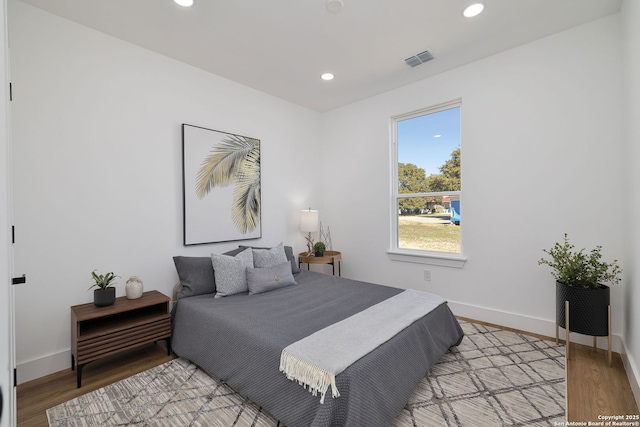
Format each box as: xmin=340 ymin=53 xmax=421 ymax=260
xmin=388 ymin=100 xmax=467 ymax=268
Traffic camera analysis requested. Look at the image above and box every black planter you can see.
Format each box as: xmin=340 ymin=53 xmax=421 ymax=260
xmin=315 ymin=251 xmax=325 ymax=257
xmin=556 ymin=281 xmax=609 ymax=336
xmin=94 ymin=287 xmax=116 ymax=307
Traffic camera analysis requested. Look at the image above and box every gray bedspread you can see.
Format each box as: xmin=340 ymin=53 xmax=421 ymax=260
xmin=172 ymin=270 xmax=464 ymax=427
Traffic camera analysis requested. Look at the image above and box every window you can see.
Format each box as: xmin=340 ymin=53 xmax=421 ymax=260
xmin=390 ymin=100 xmax=464 ymax=265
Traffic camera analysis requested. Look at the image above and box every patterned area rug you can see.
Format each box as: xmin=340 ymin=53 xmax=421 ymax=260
xmin=47 ymin=321 xmax=566 ymax=426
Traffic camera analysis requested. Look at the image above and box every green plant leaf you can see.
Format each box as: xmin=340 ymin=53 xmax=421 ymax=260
xmin=88 ymin=270 xmax=118 ymax=291
xmin=538 ymin=234 xmax=621 ymax=288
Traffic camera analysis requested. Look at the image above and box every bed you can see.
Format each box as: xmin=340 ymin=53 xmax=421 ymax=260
xmin=171 ymin=246 xmax=464 ymax=427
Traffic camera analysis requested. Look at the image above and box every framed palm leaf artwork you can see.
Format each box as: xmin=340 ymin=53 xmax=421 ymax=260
xmin=182 ymin=124 xmax=261 ymax=245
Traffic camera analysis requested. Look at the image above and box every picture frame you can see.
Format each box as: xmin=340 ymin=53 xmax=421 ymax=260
xmin=182 ymin=124 xmax=262 ymax=245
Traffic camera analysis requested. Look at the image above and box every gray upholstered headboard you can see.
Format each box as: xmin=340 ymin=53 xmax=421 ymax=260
xmin=172 ymin=282 xmax=183 ymax=305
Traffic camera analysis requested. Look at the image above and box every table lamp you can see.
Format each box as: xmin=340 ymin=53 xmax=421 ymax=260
xmin=300 ymin=208 xmax=319 ymax=256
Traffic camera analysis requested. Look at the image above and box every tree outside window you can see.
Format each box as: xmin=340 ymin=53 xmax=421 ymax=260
xmin=392 ymin=102 xmax=461 ymax=254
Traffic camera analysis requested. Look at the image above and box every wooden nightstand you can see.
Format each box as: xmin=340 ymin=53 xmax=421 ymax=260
xmin=70 ymin=290 xmax=171 ymax=388
xmin=298 ymin=251 xmax=341 ymax=276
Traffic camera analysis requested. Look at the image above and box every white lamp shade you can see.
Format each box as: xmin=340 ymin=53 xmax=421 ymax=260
xmin=300 ymin=210 xmax=319 ymax=232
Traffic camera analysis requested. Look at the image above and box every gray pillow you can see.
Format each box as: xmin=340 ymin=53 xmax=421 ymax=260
xmin=252 ymin=244 xmax=288 ymax=268
xmin=212 ymin=248 xmax=254 ymax=297
xmin=238 ymin=245 xmax=300 ymax=274
xmin=246 ymin=262 xmax=297 ymax=295
xmin=173 ymin=256 xmax=216 ymax=298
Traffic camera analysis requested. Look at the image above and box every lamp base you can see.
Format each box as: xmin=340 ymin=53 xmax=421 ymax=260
xmin=305 ymin=232 xmax=314 ymax=256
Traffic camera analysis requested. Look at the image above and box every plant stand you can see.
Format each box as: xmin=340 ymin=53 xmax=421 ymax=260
xmin=557 ymin=301 xmax=611 ymax=367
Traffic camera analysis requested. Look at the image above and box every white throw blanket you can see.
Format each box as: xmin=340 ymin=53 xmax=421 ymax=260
xmin=279 ymin=289 xmax=446 ymax=403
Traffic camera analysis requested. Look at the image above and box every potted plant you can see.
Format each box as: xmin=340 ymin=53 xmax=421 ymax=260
xmin=313 ymin=241 xmax=326 ymax=257
xmin=89 ymin=270 xmax=118 ymax=307
xmin=538 ymin=234 xmax=621 ymax=337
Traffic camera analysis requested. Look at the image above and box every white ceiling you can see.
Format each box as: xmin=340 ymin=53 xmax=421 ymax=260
xmin=16 ymin=0 xmax=622 ymax=112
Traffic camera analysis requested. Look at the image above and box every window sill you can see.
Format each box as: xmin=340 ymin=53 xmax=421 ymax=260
xmin=387 ymin=250 xmax=467 ymax=269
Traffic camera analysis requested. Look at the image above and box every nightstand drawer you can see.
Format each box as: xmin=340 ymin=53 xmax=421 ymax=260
xmin=77 ymin=317 xmax=170 ymax=364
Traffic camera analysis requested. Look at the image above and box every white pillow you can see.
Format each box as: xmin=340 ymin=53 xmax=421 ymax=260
xmin=252 ymin=244 xmax=288 ymax=268
xmin=211 ymin=247 xmax=254 ymax=297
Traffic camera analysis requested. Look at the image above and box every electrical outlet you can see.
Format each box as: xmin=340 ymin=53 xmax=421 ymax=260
xmin=423 ymin=270 xmax=431 ymax=281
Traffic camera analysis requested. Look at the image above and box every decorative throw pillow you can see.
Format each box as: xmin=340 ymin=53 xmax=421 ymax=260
xmin=246 ymin=262 xmax=297 ymax=295
xmin=173 ymin=256 xmax=216 ymax=298
xmin=235 ymin=244 xmax=301 ymax=274
xmin=252 ymin=244 xmax=288 ymax=268
xmin=211 ymin=248 xmax=254 ymax=297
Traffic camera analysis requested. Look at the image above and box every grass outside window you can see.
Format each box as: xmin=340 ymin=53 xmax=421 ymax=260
xmin=398 ymin=214 xmax=460 ymax=253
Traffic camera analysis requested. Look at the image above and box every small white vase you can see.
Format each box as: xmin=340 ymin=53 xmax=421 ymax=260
xmin=125 ymin=276 xmax=144 ymax=299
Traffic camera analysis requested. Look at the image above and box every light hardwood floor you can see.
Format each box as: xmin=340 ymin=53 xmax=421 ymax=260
xmin=16 ymin=322 xmax=639 ymax=426
xmin=567 ymin=342 xmax=639 ymax=421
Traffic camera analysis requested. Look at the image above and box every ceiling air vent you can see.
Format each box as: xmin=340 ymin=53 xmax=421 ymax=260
xmin=404 ymin=50 xmax=434 ymax=67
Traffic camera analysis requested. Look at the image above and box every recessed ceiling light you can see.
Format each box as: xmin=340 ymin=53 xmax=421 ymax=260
xmin=174 ymin=0 xmax=194 ymax=7
xmin=321 ymin=73 xmax=334 ymax=81
xmin=326 ymin=0 xmax=344 ymax=13
xmin=463 ymin=3 xmax=484 ymax=18
xmin=433 ymin=134 xmax=442 ymax=138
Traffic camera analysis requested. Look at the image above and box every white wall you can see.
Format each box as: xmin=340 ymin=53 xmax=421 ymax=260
xmin=622 ymin=0 xmax=640 ymax=405
xmin=323 ymin=15 xmax=625 ymax=340
xmin=8 ymin=0 xmax=323 ymax=383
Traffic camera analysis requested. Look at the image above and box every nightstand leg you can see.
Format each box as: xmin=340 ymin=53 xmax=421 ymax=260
xmin=77 ymin=364 xmax=85 ymax=388
xmin=71 ymin=354 xmax=75 ymax=371
xmin=166 ymin=337 xmax=172 ymax=356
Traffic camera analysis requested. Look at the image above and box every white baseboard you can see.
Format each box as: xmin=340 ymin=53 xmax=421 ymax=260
xmin=17 ymin=349 xmax=70 ymax=385
xmin=447 ymin=300 xmax=624 ymax=354
xmin=621 ymin=341 xmax=640 ymax=410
